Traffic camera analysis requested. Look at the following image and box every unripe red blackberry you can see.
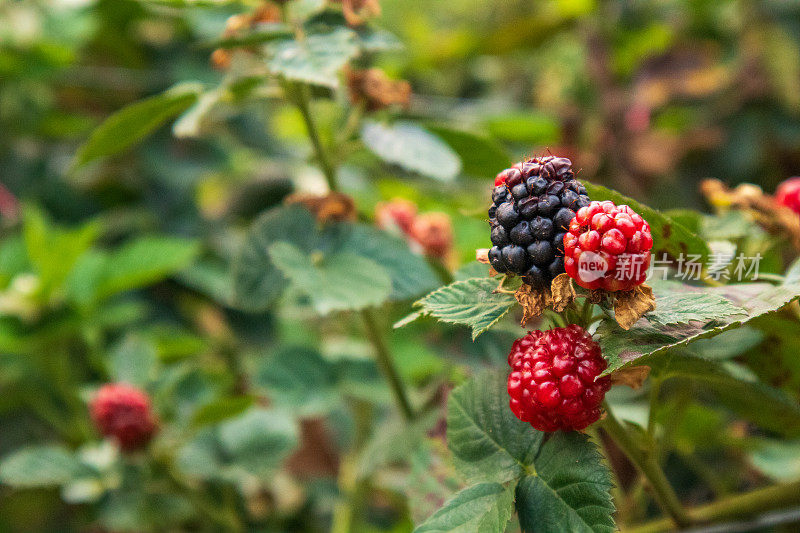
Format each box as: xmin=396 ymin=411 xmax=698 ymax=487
xmin=776 ymin=177 xmax=800 ymax=216
xmin=563 ymin=200 xmax=653 ymax=291
xmin=409 ymin=212 xmax=453 ymax=259
xmin=375 ymin=198 xmax=417 ymax=235
xmin=507 ymin=326 xmax=610 ymax=432
xmin=488 ymin=156 xmax=591 ymax=287
xmin=90 ymin=384 xmax=157 ymax=452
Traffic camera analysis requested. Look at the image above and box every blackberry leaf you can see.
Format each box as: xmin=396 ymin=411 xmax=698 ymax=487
xmin=598 ymin=281 xmax=800 ymax=375
xmin=410 ymin=277 xmax=517 ymax=340
xmin=414 ymin=482 xmax=517 ymax=533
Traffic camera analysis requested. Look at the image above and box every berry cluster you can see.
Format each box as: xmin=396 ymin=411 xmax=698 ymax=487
xmin=376 ymin=199 xmax=453 ymax=260
xmin=776 ymin=177 xmax=800 ymax=216
xmin=507 ymin=325 xmax=610 ymax=432
xmin=564 ymin=200 xmax=653 ymax=291
xmin=90 ymin=384 xmax=158 ymax=451
xmin=488 ymin=157 xmax=591 ymax=288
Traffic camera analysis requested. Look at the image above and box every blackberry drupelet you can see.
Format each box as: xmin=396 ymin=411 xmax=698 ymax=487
xmin=488 ymin=156 xmax=590 ymax=287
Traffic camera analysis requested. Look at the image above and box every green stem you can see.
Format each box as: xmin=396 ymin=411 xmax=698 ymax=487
xmin=625 ymin=480 xmax=800 ymax=533
xmin=361 ymin=309 xmax=414 ymax=421
xmin=646 ymin=377 xmax=661 ymax=443
xmin=290 ymin=81 xmax=339 ymax=192
xmin=602 ymin=402 xmax=691 ymax=529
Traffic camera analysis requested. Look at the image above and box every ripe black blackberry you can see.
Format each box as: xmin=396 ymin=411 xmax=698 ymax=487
xmin=488 ymin=156 xmax=590 ymax=287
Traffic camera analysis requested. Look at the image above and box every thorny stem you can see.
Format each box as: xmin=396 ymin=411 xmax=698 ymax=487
xmin=601 ymin=402 xmax=692 ymax=529
xmin=291 ymin=82 xmax=340 ymax=192
xmin=280 ymin=5 xmax=410 ymax=423
xmin=625 ymin=480 xmax=800 ymax=533
xmin=361 ymin=309 xmax=414 ymax=421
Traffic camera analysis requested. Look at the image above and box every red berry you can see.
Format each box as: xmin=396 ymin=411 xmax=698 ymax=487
xmin=409 ymin=212 xmax=453 ymax=259
xmin=776 ymin=177 xmax=800 ymax=216
xmin=90 ymin=384 xmax=158 ymax=451
xmin=563 ymin=200 xmax=652 ymax=291
xmin=507 ymin=325 xmax=610 ymax=432
xmin=375 ymin=198 xmax=417 ymax=234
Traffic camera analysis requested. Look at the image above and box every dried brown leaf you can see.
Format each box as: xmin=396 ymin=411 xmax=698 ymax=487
xmin=551 ymin=274 xmax=576 ymax=312
xmin=286 ymin=192 xmax=356 ymax=223
xmin=475 ymin=248 xmax=490 ymax=264
xmin=613 ymin=284 xmax=656 ymax=330
xmin=346 ymin=67 xmax=411 ymax=111
xmin=701 ymin=179 xmax=800 ymax=250
xmin=609 ymin=365 xmax=651 ymax=390
xmin=515 ymin=283 xmax=552 ymax=326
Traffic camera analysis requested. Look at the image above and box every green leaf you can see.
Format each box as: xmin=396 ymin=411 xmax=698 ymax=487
xmin=178 ymin=408 xmax=299 ymax=482
xmin=72 ymin=83 xmax=201 ymax=169
xmin=68 ymin=236 xmax=200 ymax=305
xmin=581 ymin=182 xmax=710 ymax=261
xmin=0 ymin=446 xmax=82 ymax=488
xmin=177 ymin=258 xmax=234 ymax=306
xmin=22 ymin=206 xmax=100 ymax=296
xmin=445 ymin=372 xmax=615 ymax=532
xmin=412 ymin=278 xmax=516 ymax=340
xmin=361 ymin=120 xmax=462 ymax=182
xmin=337 ymin=224 xmax=439 ymax=301
xmin=254 ymin=346 xmax=338 ymax=415
xmin=750 ymin=440 xmax=800 ymax=481
xmin=484 ymin=112 xmax=560 ymax=145
xmin=786 ymin=257 xmax=800 ymax=285
xmin=645 ymin=292 xmax=745 ymax=326
xmin=426 ymin=126 xmax=511 ymax=178
xmin=217 ymin=408 xmax=299 ymax=478
xmin=516 ymin=432 xmax=615 ymax=533
xmin=414 ymin=482 xmax=516 ymax=533
xmin=268 ymin=28 xmax=359 ymax=88
xmin=447 ymin=370 xmax=541 ymax=484
xmin=598 ymin=282 xmax=800 ymax=374
xmin=108 ymin=335 xmax=158 ymax=387
xmin=233 ymin=208 xmax=434 ymax=310
xmin=690 ymin=326 xmax=764 ymax=360
xmin=269 ymin=242 xmax=392 ymax=314
xmin=231 ymin=205 xmax=318 ymax=311
xmin=303 ymin=9 xmax=402 ymax=51
xmin=358 ymin=411 xmax=441 ymax=480
xmin=192 ymin=396 xmax=255 ymax=428
xmin=649 ymin=352 xmax=800 ymax=437
xmin=206 ymin=24 xmax=293 ymax=49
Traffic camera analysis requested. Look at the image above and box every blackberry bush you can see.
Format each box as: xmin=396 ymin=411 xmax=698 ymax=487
xmin=488 ymin=156 xmax=591 ymax=288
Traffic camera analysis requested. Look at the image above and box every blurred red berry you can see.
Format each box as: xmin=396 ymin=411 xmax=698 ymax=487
xmin=776 ymin=177 xmax=800 ymax=216
xmin=563 ymin=200 xmax=652 ymax=291
xmin=90 ymin=384 xmax=157 ymax=452
xmin=507 ymin=325 xmax=610 ymax=432
xmin=409 ymin=212 xmax=453 ymax=259
xmin=375 ymin=198 xmax=417 ymax=234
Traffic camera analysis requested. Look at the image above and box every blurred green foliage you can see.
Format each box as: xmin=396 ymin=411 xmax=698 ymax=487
xmin=2 ymin=0 xmax=800 ymax=531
